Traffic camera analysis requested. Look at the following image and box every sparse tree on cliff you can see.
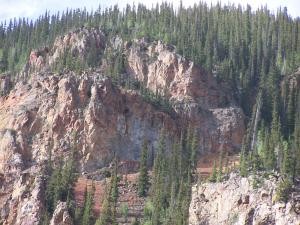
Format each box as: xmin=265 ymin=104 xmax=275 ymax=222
xmin=138 ymin=139 xmax=150 ymax=197
xmin=81 ymin=183 xmax=94 ymax=225
xmin=209 ymin=161 xmax=217 ymax=182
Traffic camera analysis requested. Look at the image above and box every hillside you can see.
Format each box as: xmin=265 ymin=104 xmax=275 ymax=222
xmin=0 ymin=28 xmax=244 ymax=225
xmin=0 ymin=2 xmax=300 ymax=225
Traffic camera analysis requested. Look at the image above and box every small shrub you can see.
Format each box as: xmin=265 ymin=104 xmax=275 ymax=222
xmin=228 ymin=212 xmax=239 ymax=224
xmin=251 ymin=175 xmax=262 ymax=189
xmin=274 ymin=178 xmax=292 ymax=203
xmin=120 ymin=203 xmax=129 ymax=222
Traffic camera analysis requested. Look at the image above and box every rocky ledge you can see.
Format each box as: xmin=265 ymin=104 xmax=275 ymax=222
xmin=189 ymin=173 xmax=300 ymax=225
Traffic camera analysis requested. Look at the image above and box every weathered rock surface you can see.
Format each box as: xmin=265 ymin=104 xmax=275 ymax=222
xmin=0 ymin=28 xmax=245 ymax=224
xmin=0 ymin=74 xmax=11 ymax=96
xmin=127 ymin=39 xmax=231 ymax=109
xmin=126 ymin=39 xmax=245 ymax=152
xmin=50 ymin=201 xmax=73 ymax=225
xmin=28 ymin=28 xmax=105 ymax=73
xmin=0 ymin=71 xmax=180 ymax=224
xmin=1 ymin=173 xmax=44 ymax=225
xmin=189 ymin=173 xmax=300 ymax=225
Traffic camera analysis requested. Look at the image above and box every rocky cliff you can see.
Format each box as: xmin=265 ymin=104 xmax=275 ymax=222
xmin=189 ymin=173 xmax=300 ymax=225
xmin=125 ymin=38 xmax=245 ymax=153
xmin=0 ymin=28 xmax=245 ymax=224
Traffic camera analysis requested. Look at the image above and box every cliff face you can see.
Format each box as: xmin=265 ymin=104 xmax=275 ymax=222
xmin=0 ymin=28 xmax=245 ymax=224
xmin=28 ymin=28 xmax=105 ymax=71
xmin=0 ymin=72 xmax=179 ymax=224
xmin=126 ymin=39 xmax=245 ymax=153
xmin=189 ymin=173 xmax=300 ymax=225
xmin=127 ymin=39 xmax=230 ymax=109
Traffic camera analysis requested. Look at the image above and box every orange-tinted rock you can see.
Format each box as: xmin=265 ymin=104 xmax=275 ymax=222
xmin=0 ymin=29 xmax=246 ymax=224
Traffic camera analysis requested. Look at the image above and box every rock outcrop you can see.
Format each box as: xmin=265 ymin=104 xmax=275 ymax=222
xmin=0 ymin=74 xmax=11 ymax=96
xmin=126 ymin=39 xmax=245 ymax=152
xmin=127 ymin=39 xmax=230 ymax=109
xmin=0 ymin=72 xmax=180 ymax=224
xmin=50 ymin=201 xmax=73 ymax=225
xmin=189 ymin=173 xmax=300 ymax=225
xmin=0 ymin=72 xmax=178 ymax=171
xmin=28 ymin=28 xmax=105 ymax=72
xmin=0 ymin=28 xmax=245 ymax=224
xmin=1 ymin=172 xmax=44 ymax=225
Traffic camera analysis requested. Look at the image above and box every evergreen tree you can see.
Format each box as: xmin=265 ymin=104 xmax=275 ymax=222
xmin=95 ymin=183 xmax=111 ymax=225
xmin=240 ymin=151 xmax=248 ymax=177
xmin=81 ymin=184 xmax=94 ymax=225
xmin=217 ymin=150 xmax=224 ymax=182
xmin=138 ymin=139 xmax=149 ymax=197
xmin=209 ymin=161 xmax=217 ymax=182
xmin=292 ymin=93 xmax=300 ymax=179
xmin=110 ymin=157 xmax=119 ymax=225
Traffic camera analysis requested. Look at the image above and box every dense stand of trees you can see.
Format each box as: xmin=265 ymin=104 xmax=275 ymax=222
xmin=1 ymin=1 xmax=299 ymax=133
xmin=41 ymin=153 xmax=77 ymax=224
xmin=240 ymin=92 xmax=300 ymax=178
xmin=1 ymin=3 xmax=299 ymax=115
xmin=95 ymin=157 xmax=119 ymax=225
xmin=138 ymin=140 xmax=150 ymax=197
xmin=1 ymin=1 xmax=300 ymax=223
xmin=140 ymin=130 xmax=197 ymax=225
xmin=240 ymin=84 xmax=300 ymax=202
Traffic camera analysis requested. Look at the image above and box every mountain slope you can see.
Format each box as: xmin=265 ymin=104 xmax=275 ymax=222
xmin=0 ymin=28 xmax=245 ymax=225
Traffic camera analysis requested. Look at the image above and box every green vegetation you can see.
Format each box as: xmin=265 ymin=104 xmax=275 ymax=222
xmin=1 ymin=1 xmax=299 ymax=224
xmin=274 ymin=178 xmax=293 ymax=202
xmin=240 ymin=92 xmax=300 ymax=180
xmin=95 ymin=157 xmax=119 ymax=225
xmin=41 ymin=153 xmax=77 ymax=224
xmin=81 ymin=184 xmax=95 ymax=225
xmin=120 ymin=203 xmax=129 ymax=222
xmin=1 ymin=3 xmax=299 ymax=117
xmin=141 ymin=130 xmax=197 ymax=225
xmin=209 ymin=161 xmax=217 ymax=182
xmin=138 ymin=140 xmax=150 ymax=197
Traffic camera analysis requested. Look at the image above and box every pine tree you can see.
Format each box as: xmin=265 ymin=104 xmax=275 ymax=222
xmin=110 ymin=157 xmax=119 ymax=225
xmin=81 ymin=184 xmax=94 ymax=225
xmin=292 ymin=93 xmax=300 ymax=179
xmin=268 ymin=99 xmax=281 ymax=170
xmin=282 ymin=140 xmax=294 ymax=177
xmin=217 ymin=150 xmax=224 ymax=182
xmin=138 ymin=139 xmax=149 ymax=197
xmin=189 ymin=128 xmax=198 ymax=172
xmin=209 ymin=161 xmax=217 ymax=182
xmin=151 ymin=131 xmax=167 ymax=225
xmin=95 ymin=183 xmax=111 ymax=225
xmin=240 ymin=151 xmax=248 ymax=177
xmin=45 ymin=163 xmax=63 ymax=213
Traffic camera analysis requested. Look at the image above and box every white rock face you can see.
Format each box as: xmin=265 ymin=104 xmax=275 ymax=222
xmin=50 ymin=201 xmax=73 ymax=225
xmin=189 ymin=173 xmax=300 ymax=225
